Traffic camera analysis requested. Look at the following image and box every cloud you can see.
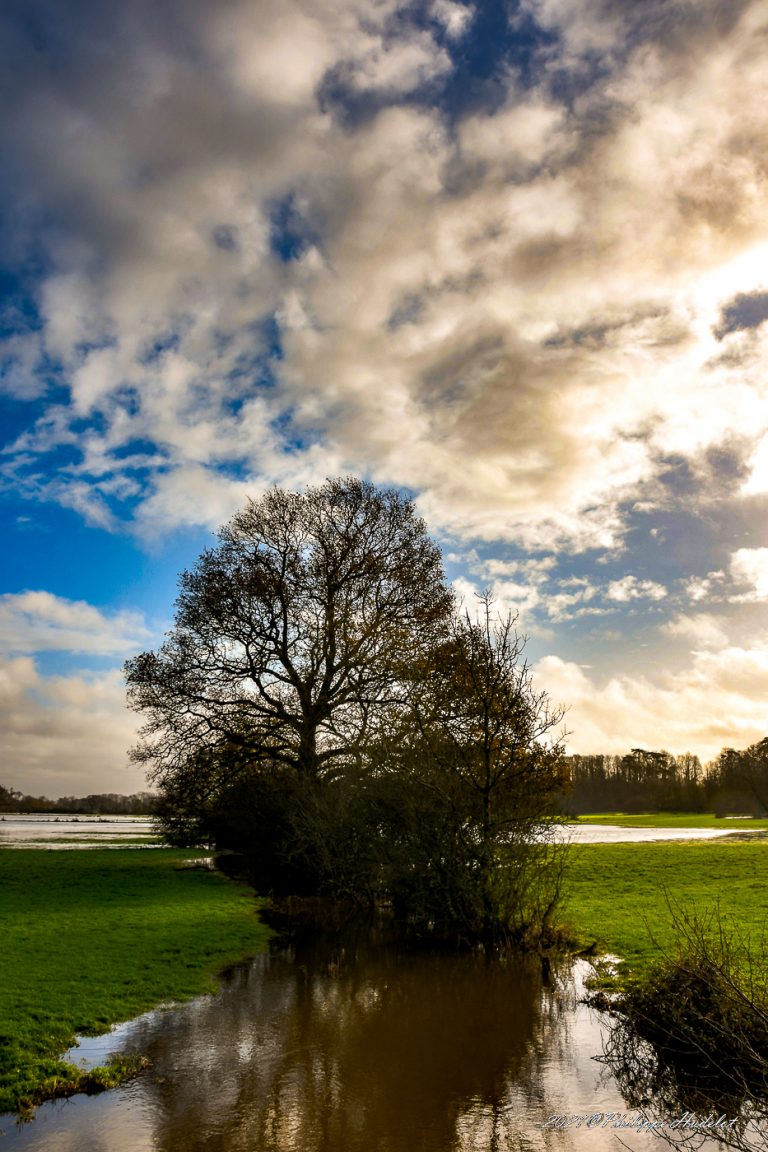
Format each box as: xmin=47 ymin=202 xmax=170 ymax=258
xmin=430 ymin=0 xmax=474 ymax=40
xmin=662 ymin=612 xmax=729 ymax=650
xmin=730 ymin=547 xmax=768 ymax=600
xmin=2 ymin=0 xmax=768 ymax=561
xmin=541 ymin=579 xmax=602 ymax=623
xmin=0 ymin=591 xmax=153 ymax=656
xmin=0 ymin=657 xmax=145 ymax=795
xmin=330 ymin=32 xmax=452 ymax=97
xmin=684 ymin=571 xmax=727 ymax=604
xmin=535 ymin=644 xmax=768 ymax=762
xmin=741 ymin=433 xmax=768 ymax=496
xmin=605 ymin=576 xmax=666 ymax=602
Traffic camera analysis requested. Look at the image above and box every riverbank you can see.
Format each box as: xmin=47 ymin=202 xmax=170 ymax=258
xmin=0 ymin=848 xmax=270 ymax=1116
xmin=564 ymin=840 xmax=768 ymax=980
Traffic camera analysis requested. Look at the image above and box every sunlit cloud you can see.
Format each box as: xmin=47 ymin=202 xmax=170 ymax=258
xmin=535 ymin=645 xmax=768 ymax=763
xmin=0 ymin=657 xmax=144 ymax=795
xmin=662 ymin=613 xmax=729 ymax=651
xmin=730 ymin=547 xmax=768 ymax=600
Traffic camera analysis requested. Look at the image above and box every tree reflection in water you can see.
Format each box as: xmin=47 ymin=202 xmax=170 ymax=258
xmin=7 ymin=929 xmax=717 ymax=1152
xmin=597 ymin=1007 xmax=768 ymax=1152
xmin=123 ymin=925 xmax=559 ymax=1152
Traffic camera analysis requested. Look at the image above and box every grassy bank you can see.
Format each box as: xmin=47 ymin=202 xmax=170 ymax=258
xmin=563 ymin=841 xmax=768 ymax=979
xmin=571 ymin=812 xmax=768 ymax=829
xmin=0 ymin=848 xmax=270 ymax=1116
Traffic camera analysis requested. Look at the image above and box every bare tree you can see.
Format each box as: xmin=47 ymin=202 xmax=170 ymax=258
xmin=125 ymin=478 xmax=454 ymax=791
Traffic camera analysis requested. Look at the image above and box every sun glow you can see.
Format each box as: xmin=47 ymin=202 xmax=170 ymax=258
xmin=692 ymin=241 xmax=768 ymax=328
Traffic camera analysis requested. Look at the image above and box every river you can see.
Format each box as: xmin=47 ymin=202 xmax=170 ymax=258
xmin=0 ymin=822 xmax=757 ymax=1148
xmin=0 ymin=925 xmax=735 ymax=1152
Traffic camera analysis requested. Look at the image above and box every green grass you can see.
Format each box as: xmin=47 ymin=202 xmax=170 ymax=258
xmin=563 ymin=841 xmax=768 ymax=980
xmin=571 ymin=812 xmax=768 ymax=829
xmin=0 ymin=848 xmax=270 ymax=1116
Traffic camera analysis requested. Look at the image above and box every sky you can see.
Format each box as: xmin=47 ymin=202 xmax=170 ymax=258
xmin=2 ymin=0 xmax=768 ymax=796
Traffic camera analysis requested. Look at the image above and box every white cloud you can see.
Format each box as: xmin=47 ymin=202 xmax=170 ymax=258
xmin=0 ymin=592 xmax=153 ymax=656
xmin=0 ymin=657 xmax=145 ymax=796
xmin=542 ymin=579 xmax=601 ymax=622
xmin=479 ymin=556 xmax=557 ymax=581
xmin=430 ymin=0 xmax=474 ymax=40
xmin=741 ymin=431 xmax=768 ymax=495
xmin=452 ymin=576 xmax=539 ymax=624
xmin=684 ymin=571 xmax=727 ymax=604
xmin=730 ymin=547 xmax=768 ymax=600
xmin=535 ymin=645 xmax=768 ymax=762
xmin=342 ymin=33 xmax=452 ymax=95
xmin=606 ymin=576 xmax=667 ymax=603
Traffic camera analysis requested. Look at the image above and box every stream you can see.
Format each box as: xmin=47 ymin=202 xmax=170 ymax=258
xmin=0 ymin=924 xmax=734 ymax=1152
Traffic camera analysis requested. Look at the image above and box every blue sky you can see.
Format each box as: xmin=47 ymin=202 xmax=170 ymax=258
xmin=2 ymin=0 xmax=768 ymax=794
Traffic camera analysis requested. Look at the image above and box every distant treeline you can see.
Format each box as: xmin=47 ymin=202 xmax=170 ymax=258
xmin=0 ymin=784 xmax=156 ymax=815
xmin=563 ymin=738 xmax=768 ymax=815
xmin=3 ymin=737 xmax=767 ymax=818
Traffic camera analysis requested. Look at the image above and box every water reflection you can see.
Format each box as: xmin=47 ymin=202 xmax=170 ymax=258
xmin=598 ymin=1001 xmax=768 ymax=1152
xmin=1 ymin=930 xmax=730 ymax=1152
xmin=561 ymin=826 xmax=749 ymax=844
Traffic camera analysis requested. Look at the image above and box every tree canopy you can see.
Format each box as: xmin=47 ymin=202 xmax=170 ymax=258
xmin=126 ymin=478 xmax=568 ymax=944
xmin=126 ymin=477 xmax=453 ymax=783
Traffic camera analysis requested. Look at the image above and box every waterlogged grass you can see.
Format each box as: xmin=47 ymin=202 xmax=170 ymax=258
xmin=563 ymin=841 xmax=768 ymax=981
xmin=572 ymin=812 xmax=768 ymax=830
xmin=0 ymin=848 xmax=270 ymax=1116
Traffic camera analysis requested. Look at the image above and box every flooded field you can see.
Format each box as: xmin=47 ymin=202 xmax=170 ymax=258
xmin=0 ymin=815 xmax=158 ymax=848
xmin=0 ymin=815 xmax=745 ymax=850
xmin=562 ymin=823 xmax=748 ymax=843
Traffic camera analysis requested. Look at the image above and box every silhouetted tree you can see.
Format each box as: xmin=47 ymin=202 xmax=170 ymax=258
xmin=126 ymin=478 xmax=457 ymax=895
xmin=377 ymin=595 xmax=568 ymax=942
xmin=126 ymin=478 xmax=454 ymax=787
xmin=0 ymin=783 xmax=22 ymax=812
xmin=126 ymin=486 xmax=569 ymax=942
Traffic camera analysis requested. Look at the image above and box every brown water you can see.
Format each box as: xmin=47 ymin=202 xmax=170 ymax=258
xmin=0 ymin=925 xmax=733 ymax=1152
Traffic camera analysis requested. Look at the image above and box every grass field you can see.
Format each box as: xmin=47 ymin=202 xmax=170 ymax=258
xmin=0 ymin=848 xmax=271 ymax=1116
xmin=570 ymin=812 xmax=768 ymax=829
xmin=563 ymin=841 xmax=768 ymax=979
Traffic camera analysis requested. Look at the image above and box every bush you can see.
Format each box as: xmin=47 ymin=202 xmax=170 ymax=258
xmin=600 ymin=902 xmax=768 ymax=1140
